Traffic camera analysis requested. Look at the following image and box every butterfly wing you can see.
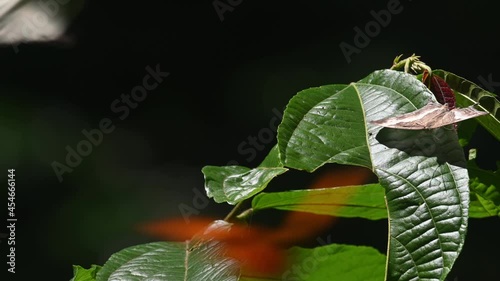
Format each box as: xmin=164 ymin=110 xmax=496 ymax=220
xmin=370 ymin=103 xmax=487 ymax=130
xmin=370 ymin=103 xmax=448 ymax=130
xmin=450 ymin=105 xmax=488 ymax=122
xmin=423 ymin=105 xmax=487 ymax=129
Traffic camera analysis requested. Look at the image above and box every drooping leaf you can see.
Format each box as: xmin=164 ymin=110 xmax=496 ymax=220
xmin=203 ymin=145 xmax=288 ymax=205
xmin=282 ymin=244 xmax=386 ymax=281
xmin=223 ymin=167 xmax=288 ymax=204
xmin=432 ymin=69 xmax=500 ymax=141
xmin=96 ymin=222 xmax=240 ymax=281
xmin=203 ymin=165 xmax=251 ymax=203
xmin=70 ymin=265 xmax=101 ymax=281
xmin=202 ymin=165 xmax=287 ymax=205
xmin=252 ymin=183 xmax=387 ymax=220
xmin=278 ymin=69 xmax=470 ymax=281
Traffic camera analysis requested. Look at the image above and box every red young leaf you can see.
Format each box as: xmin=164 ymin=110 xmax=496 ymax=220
xmin=422 ymin=70 xmax=456 ymax=110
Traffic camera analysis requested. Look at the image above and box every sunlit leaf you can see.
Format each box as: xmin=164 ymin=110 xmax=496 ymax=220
xmin=252 ymin=183 xmax=387 ymax=220
xmin=70 ymin=265 xmax=101 ymax=281
xmin=283 ymin=244 xmax=385 ymax=281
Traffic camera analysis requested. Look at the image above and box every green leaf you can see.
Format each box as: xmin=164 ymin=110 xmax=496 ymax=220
xmin=252 ymin=183 xmax=387 ymax=220
xmin=278 ymin=84 xmax=371 ymax=171
xmin=470 ymin=178 xmax=500 ymax=217
xmin=283 ymin=244 xmax=385 ymax=281
xmin=279 ymin=69 xmax=470 ymax=281
xmin=468 ymin=161 xmax=500 ymax=218
xmin=203 ymin=145 xmax=288 ymax=205
xmin=202 ymin=165 xmax=287 ymax=205
xmin=223 ymin=167 xmax=288 ymax=204
xmin=71 ymin=265 xmax=101 ymax=281
xmin=203 ymin=165 xmax=251 ymax=203
xmin=432 ymin=69 xmax=500 ymax=142
xmin=258 ymin=144 xmax=283 ymax=168
xmin=96 ymin=221 xmax=240 ymax=281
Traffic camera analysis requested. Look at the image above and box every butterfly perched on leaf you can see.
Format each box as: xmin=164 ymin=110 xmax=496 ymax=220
xmin=371 ymin=68 xmax=487 ymax=130
xmin=370 ymin=102 xmax=487 ymax=130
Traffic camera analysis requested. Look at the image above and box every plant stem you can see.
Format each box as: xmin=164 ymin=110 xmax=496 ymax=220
xmin=224 ymin=201 xmax=246 ymax=222
xmin=236 ymin=208 xmax=254 ymax=220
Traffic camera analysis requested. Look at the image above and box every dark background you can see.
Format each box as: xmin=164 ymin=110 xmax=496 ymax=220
xmin=1 ymin=1 xmax=499 ymax=280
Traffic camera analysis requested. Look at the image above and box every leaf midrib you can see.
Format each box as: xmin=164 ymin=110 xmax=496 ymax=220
xmin=381 ymin=167 xmax=447 ymax=279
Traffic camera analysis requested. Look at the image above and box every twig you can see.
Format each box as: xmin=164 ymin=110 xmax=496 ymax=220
xmin=224 ymin=200 xmax=246 ymax=222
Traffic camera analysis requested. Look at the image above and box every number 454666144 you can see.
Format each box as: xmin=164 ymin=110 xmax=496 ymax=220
xmin=8 ymin=169 xmax=15 ymax=214
xmin=8 ymin=169 xmax=15 ymax=185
